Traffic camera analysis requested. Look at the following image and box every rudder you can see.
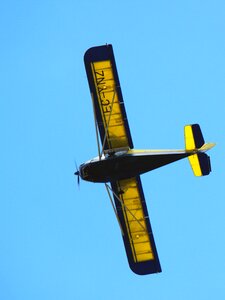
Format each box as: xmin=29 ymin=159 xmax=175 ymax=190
xmin=188 ymin=152 xmax=211 ymax=176
xmin=184 ymin=124 xmax=205 ymax=150
xmin=184 ymin=124 xmax=212 ymax=176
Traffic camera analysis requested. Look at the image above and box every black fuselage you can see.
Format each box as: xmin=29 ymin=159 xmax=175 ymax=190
xmin=79 ymin=151 xmax=190 ymax=183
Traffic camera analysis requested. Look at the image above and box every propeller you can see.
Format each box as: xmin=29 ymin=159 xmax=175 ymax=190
xmin=74 ymin=162 xmax=81 ymax=187
xmin=74 ymin=170 xmax=80 ymax=186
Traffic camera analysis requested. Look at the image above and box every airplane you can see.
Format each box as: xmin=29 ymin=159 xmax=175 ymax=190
xmin=75 ymin=44 xmax=215 ymax=275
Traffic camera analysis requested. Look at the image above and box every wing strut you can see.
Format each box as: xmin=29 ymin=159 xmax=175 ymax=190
xmin=92 ymin=89 xmax=125 ymax=235
xmin=91 ymin=93 xmax=101 ymax=159
xmin=92 ymin=88 xmax=117 ymax=159
xmin=105 ymin=183 xmax=148 ymax=234
xmin=100 ymin=89 xmax=117 ymax=157
xmin=105 ymin=183 xmax=124 ymax=236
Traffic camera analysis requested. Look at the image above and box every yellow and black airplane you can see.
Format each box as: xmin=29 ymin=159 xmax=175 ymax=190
xmin=75 ymin=44 xmax=215 ymax=275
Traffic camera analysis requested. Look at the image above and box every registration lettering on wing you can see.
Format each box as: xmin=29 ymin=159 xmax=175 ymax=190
xmin=91 ymin=60 xmax=129 ymax=149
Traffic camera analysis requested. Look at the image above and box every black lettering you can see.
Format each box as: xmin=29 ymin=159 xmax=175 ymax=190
xmin=98 ymin=86 xmax=105 ymax=94
xmin=103 ymin=105 xmax=112 ymax=113
xmin=96 ymin=77 xmax=105 ymax=85
xmin=101 ymin=99 xmax=110 ymax=106
xmin=95 ymin=70 xmax=104 ymax=77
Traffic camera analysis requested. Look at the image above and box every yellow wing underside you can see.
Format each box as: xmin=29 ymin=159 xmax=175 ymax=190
xmin=91 ymin=60 xmax=130 ymax=150
xmin=85 ymin=45 xmax=161 ymax=274
xmin=92 ymin=61 xmax=154 ymax=262
xmin=116 ymin=177 xmax=154 ymax=263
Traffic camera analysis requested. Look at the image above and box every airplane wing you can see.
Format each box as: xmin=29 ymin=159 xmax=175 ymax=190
xmin=84 ymin=45 xmax=161 ymax=274
xmin=111 ymin=176 xmax=161 ymax=275
xmin=84 ymin=44 xmax=133 ymax=152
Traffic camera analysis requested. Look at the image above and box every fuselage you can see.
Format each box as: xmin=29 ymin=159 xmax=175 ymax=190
xmin=79 ymin=149 xmax=193 ymax=183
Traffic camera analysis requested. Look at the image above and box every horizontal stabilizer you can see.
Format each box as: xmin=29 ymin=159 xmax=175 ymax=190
xmin=199 ymin=143 xmax=216 ymax=152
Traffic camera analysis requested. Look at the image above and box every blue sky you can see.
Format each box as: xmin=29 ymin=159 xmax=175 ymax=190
xmin=0 ymin=0 xmax=224 ymax=299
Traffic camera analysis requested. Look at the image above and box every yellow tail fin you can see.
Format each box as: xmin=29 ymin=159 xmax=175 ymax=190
xmin=184 ymin=124 xmax=214 ymax=176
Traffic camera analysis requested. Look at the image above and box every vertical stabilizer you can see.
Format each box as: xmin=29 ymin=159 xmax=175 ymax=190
xmin=184 ymin=124 xmax=212 ymax=176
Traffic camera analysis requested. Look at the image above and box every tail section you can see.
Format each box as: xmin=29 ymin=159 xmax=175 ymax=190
xmin=184 ymin=124 xmax=215 ymax=176
xmin=185 ymin=124 xmax=205 ymax=150
xmin=187 ymin=152 xmax=211 ymax=176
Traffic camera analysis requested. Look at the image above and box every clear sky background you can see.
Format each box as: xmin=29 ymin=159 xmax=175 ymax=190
xmin=1 ymin=1 xmax=224 ymax=299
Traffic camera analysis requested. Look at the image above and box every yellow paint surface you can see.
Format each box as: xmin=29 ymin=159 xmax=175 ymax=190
xmin=91 ymin=60 xmax=130 ymax=149
xmin=117 ymin=177 xmax=154 ymax=262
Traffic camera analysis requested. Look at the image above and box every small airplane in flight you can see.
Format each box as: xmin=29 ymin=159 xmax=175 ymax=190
xmin=75 ymin=44 xmax=215 ymax=275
